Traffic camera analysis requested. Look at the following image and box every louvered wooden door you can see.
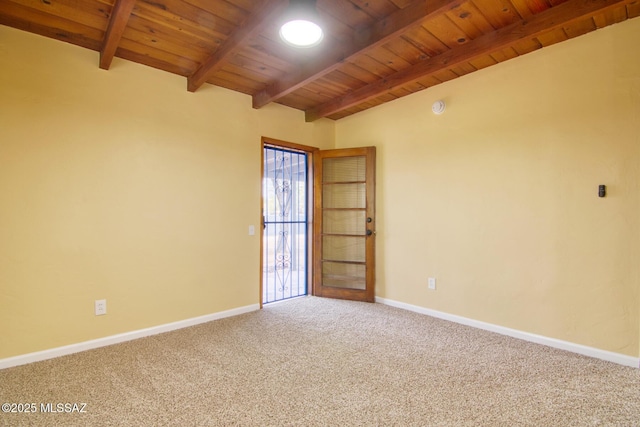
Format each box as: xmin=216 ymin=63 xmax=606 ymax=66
xmin=313 ymin=147 xmax=375 ymax=302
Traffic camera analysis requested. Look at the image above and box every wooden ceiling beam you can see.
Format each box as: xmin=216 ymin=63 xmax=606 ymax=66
xmin=187 ymin=0 xmax=288 ymax=93
xmin=100 ymin=0 xmax=136 ymax=70
xmin=305 ymin=0 xmax=635 ymax=121
xmin=252 ymin=0 xmax=465 ymax=109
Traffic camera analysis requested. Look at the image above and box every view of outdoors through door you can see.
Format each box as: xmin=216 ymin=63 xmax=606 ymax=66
xmin=262 ymin=146 xmax=308 ymax=304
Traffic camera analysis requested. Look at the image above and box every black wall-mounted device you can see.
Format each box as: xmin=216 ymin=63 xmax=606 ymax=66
xmin=598 ymin=185 xmax=606 ymax=198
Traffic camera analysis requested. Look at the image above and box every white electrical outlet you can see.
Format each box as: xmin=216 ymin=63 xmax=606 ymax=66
xmin=95 ymin=299 xmax=107 ymax=316
xmin=248 ymin=225 xmax=255 ymax=236
xmin=428 ymin=277 xmax=436 ymax=290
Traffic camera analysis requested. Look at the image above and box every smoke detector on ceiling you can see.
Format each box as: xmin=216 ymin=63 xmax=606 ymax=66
xmin=432 ymin=100 xmax=446 ymax=115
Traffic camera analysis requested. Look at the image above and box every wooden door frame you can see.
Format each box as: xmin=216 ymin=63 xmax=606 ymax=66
xmin=260 ymin=137 xmax=318 ymax=308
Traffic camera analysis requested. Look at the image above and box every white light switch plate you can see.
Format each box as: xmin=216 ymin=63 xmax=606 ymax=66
xmin=428 ymin=278 xmax=436 ymax=290
xmin=248 ymin=225 xmax=255 ymax=236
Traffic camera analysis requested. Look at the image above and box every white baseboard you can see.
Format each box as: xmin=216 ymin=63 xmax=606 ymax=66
xmin=0 ymin=304 xmax=260 ymax=370
xmin=376 ymin=297 xmax=639 ymax=369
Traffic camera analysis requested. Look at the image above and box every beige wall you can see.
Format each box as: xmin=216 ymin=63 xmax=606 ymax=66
xmin=336 ymin=19 xmax=640 ymax=357
xmin=0 ymin=26 xmax=335 ymax=359
xmin=2 ymin=17 xmax=639 ymax=361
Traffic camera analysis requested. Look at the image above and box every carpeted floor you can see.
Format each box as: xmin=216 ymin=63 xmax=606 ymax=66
xmin=1 ymin=296 xmax=639 ymax=426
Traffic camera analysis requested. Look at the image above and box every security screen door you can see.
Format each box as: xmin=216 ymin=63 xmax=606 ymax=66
xmin=262 ymin=146 xmax=309 ymax=304
xmin=313 ymin=147 xmax=376 ymax=303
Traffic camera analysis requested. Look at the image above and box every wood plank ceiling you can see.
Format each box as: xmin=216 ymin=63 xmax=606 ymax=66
xmin=2 ymin=0 xmax=639 ymax=121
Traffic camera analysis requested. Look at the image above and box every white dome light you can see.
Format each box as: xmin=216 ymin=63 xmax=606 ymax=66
xmin=278 ymin=0 xmax=324 ymax=49
xmin=279 ymin=19 xmax=324 ymax=48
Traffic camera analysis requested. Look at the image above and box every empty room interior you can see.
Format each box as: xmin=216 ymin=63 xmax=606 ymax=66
xmin=1 ymin=0 xmax=640 ymax=424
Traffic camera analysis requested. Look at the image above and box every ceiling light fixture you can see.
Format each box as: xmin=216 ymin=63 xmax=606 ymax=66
xmin=279 ymin=0 xmax=324 ymax=48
